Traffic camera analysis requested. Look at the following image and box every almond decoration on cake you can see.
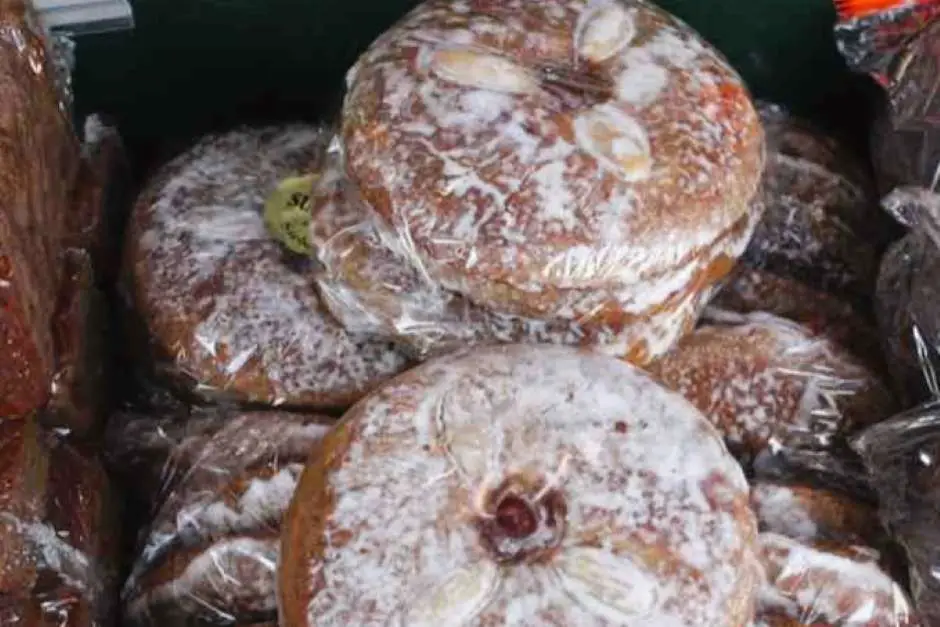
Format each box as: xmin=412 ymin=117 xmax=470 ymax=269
xmin=279 ymin=344 xmax=760 ymax=626
xmin=116 ymin=410 xmax=332 ymax=626
xmin=123 ymin=125 xmax=410 ymax=410
xmin=318 ymin=0 xmax=765 ymax=365
xmin=647 ymin=312 xmax=896 ymax=466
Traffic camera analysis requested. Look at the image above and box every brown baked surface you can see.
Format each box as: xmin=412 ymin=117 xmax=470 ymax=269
xmin=0 ymin=0 xmax=80 ymax=417
xmin=750 ymin=481 xmax=882 ymax=547
xmin=120 ymin=410 xmax=329 ymax=625
xmin=742 ymin=103 xmax=884 ymax=304
xmin=755 ymin=533 xmax=915 ymax=626
xmin=311 ymin=157 xmax=749 ymax=364
xmin=124 ymin=125 xmax=410 ymax=410
xmin=341 ymin=0 xmax=763 ymax=318
xmin=44 ymin=249 xmax=110 ymax=437
xmin=280 ymin=344 xmax=758 ymax=626
xmin=647 ymin=313 xmax=896 ymax=465
xmin=710 ymin=266 xmax=884 ymax=370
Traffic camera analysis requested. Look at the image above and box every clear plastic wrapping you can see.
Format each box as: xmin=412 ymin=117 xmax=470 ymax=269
xmin=0 ymin=417 xmax=120 ymax=625
xmin=69 ymin=114 xmax=130 ymax=286
xmin=874 ymin=187 xmax=940 ymax=406
xmin=106 ymin=407 xmax=331 ymax=626
xmin=647 ymin=310 xmax=896 ymax=471
xmin=834 ymin=0 xmax=940 ymax=195
xmin=739 ymin=103 xmax=886 ymax=305
xmin=0 ymin=0 xmax=81 ymax=418
xmin=44 ymin=248 xmax=111 ymax=438
xmin=311 ymin=0 xmax=766 ymax=364
xmin=279 ymin=344 xmax=760 ymax=626
xmin=122 ymin=125 xmax=410 ymax=411
xmin=310 ymin=150 xmax=737 ymax=363
xmin=852 ymin=403 xmax=940 ymax=625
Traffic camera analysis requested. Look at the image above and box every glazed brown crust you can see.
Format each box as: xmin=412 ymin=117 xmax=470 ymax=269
xmin=647 ymin=314 xmax=896 ymax=465
xmin=750 ymin=481 xmax=883 ymax=547
xmin=312 ymin=161 xmax=751 ymax=363
xmin=0 ymin=418 xmax=48 ymax=595
xmin=742 ymin=104 xmax=884 ymax=304
xmin=278 ymin=419 xmax=356 ymax=627
xmin=124 ymin=126 xmax=409 ymax=410
xmin=44 ymin=249 xmax=110 ymax=437
xmin=710 ymin=266 xmax=884 ymax=371
xmin=0 ymin=1 xmax=80 ymax=417
xmin=342 ymin=0 xmax=763 ymax=316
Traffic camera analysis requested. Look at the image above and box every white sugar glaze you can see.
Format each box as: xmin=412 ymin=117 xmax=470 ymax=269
xmin=341 ymin=0 xmax=763 ymax=298
xmin=294 ymin=344 xmax=759 ymax=626
xmin=757 ymin=533 xmax=912 ymax=625
xmin=129 ymin=126 xmax=409 ymax=407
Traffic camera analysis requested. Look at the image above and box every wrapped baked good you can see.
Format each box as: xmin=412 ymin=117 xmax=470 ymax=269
xmin=314 ymin=0 xmax=764 ymax=365
xmin=43 ymin=249 xmax=111 ymax=437
xmin=279 ymin=344 xmax=760 ymax=626
xmin=874 ymin=187 xmax=940 ymax=406
xmin=739 ymin=103 xmax=884 ymax=305
xmin=646 ymin=311 xmax=896 ymax=468
xmin=68 ymin=115 xmax=130 ymax=285
xmin=750 ymin=481 xmax=883 ymax=547
xmin=309 ymin=153 xmax=730 ymax=362
xmin=0 ymin=418 xmax=49 ymax=595
xmin=852 ymin=402 xmax=940 ymax=624
xmin=111 ymin=410 xmax=330 ymax=626
xmin=834 ymin=0 xmax=940 ymax=196
xmin=123 ymin=125 xmax=410 ymax=410
xmin=755 ymin=532 xmax=915 ymax=626
xmin=0 ymin=0 xmax=81 ymax=417
xmin=711 ymin=266 xmax=883 ymax=368
xmin=0 ymin=423 xmax=120 ymax=626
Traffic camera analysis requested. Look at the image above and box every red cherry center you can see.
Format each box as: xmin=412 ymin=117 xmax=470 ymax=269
xmin=495 ymin=495 xmax=538 ymax=539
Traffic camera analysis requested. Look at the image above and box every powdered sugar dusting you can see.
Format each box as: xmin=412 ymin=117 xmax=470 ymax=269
xmin=342 ymin=0 xmax=764 ymax=302
xmin=294 ymin=344 xmax=758 ymax=625
xmin=756 ymin=533 xmax=912 ymax=624
xmin=647 ymin=312 xmax=895 ymax=464
xmin=310 ymin=158 xmax=746 ymax=364
xmin=128 ymin=125 xmax=409 ymax=408
xmin=750 ymin=483 xmax=818 ymax=541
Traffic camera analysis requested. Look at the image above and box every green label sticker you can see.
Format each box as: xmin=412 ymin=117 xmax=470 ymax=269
xmin=264 ymin=174 xmax=317 ymax=256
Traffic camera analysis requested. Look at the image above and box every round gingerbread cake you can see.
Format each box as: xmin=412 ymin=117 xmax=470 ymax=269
xmin=340 ymin=0 xmax=764 ymax=322
xmin=279 ymin=344 xmax=759 ymax=626
xmin=647 ymin=312 xmax=896 ymax=466
xmin=310 ymin=153 xmax=725 ymax=364
xmin=124 ymin=125 xmax=410 ymax=410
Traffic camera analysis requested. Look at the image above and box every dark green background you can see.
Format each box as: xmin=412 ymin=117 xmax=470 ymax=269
xmin=71 ymin=0 xmax=878 ymax=172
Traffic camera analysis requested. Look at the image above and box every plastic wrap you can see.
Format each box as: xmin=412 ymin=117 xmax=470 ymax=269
xmin=710 ymin=266 xmax=885 ymax=371
xmin=318 ymin=0 xmax=764 ymax=361
xmin=309 ymin=150 xmax=738 ymax=364
xmin=106 ymin=408 xmax=331 ymax=626
xmin=874 ymin=187 xmax=940 ymax=406
xmin=754 ymin=532 xmax=915 ymax=625
xmin=852 ymin=402 xmax=940 ymax=625
xmin=748 ymin=475 xmax=914 ymax=625
xmin=0 ymin=417 xmax=120 ymax=626
xmin=122 ymin=125 xmax=410 ymax=411
xmin=68 ymin=114 xmax=131 ymax=285
xmin=646 ymin=310 xmax=896 ymax=470
xmin=738 ymin=102 xmax=885 ymax=305
xmin=0 ymin=0 xmax=81 ymax=418
xmin=835 ymin=0 xmax=940 ymax=195
xmin=42 ymin=248 xmax=111 ymax=438
xmin=279 ymin=344 xmax=759 ymax=626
